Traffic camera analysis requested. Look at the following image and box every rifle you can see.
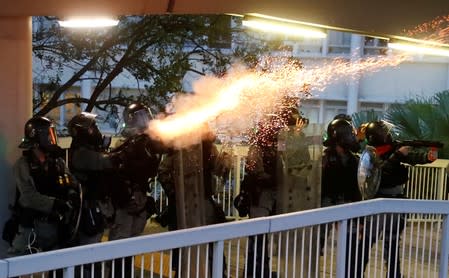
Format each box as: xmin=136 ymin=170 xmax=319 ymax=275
xmin=394 ymin=140 xmax=444 ymax=149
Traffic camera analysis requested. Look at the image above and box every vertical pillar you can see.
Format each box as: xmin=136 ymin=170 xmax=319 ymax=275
xmin=0 ymin=16 xmax=32 ymax=257
xmin=81 ymin=73 xmax=92 ymax=111
xmin=321 ymin=31 xmax=329 ymax=57
xmin=318 ymin=99 xmax=325 ymax=124
xmin=347 ymin=34 xmax=363 ymax=115
xmin=446 ymin=64 xmax=449 ymax=90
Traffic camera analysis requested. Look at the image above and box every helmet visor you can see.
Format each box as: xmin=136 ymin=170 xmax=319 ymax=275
xmin=123 ymin=109 xmax=151 ymax=135
xmin=40 ymin=125 xmax=58 ymax=146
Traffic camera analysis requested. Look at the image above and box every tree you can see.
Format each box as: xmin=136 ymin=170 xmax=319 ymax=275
xmin=32 ymin=15 xmax=274 ymax=118
xmin=351 ymin=109 xmax=381 ymax=129
xmin=385 ymin=90 xmax=449 ymax=158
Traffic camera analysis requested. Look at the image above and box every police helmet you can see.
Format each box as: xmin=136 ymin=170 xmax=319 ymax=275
xmin=333 ymin=113 xmax=352 ymax=122
xmin=324 ymin=118 xmax=359 ymax=151
xmin=122 ymin=103 xmax=152 ymax=137
xmin=365 ymin=120 xmax=393 ymax=146
xmin=19 ymin=116 xmax=58 ymax=149
xmin=68 ymin=112 xmax=102 ymax=147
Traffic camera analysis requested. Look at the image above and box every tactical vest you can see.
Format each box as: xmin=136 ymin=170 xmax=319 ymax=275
xmin=68 ymin=146 xmax=109 ymax=201
xmin=109 ymin=134 xmax=162 ymax=207
xmin=18 ymin=151 xmax=72 ymax=226
xmin=322 ymin=148 xmax=362 ymax=203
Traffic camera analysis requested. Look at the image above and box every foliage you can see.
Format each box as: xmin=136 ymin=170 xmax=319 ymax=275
xmin=385 ymin=90 xmax=449 ymax=158
xmin=351 ymin=109 xmax=382 ymax=129
xmin=32 ymin=15 xmax=275 ymax=117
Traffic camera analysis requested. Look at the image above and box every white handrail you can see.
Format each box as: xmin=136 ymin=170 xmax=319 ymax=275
xmin=2 ymin=198 xmax=449 ymax=277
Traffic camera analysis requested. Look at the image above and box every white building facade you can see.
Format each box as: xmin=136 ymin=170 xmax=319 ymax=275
xmin=286 ymin=31 xmax=449 ymax=124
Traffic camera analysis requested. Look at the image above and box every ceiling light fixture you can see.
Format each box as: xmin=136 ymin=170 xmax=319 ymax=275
xmin=388 ymin=41 xmax=449 ymax=57
xmin=58 ymin=17 xmax=119 ymax=28
xmin=242 ymin=15 xmax=327 ymax=39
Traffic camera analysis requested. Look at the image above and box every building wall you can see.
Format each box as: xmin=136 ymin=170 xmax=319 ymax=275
xmin=292 ymin=32 xmax=449 ymax=125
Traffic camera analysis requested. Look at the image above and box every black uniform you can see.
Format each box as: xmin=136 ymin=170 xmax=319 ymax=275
xmin=321 ymin=147 xmax=362 ymax=205
xmin=358 ymin=143 xmax=432 ymax=278
xmin=357 ymin=120 xmax=434 ymax=278
xmin=320 ymin=117 xmax=362 ymax=278
xmin=108 ymin=103 xmax=162 ymax=278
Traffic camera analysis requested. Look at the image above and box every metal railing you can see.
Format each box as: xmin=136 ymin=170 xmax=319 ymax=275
xmin=405 ymin=159 xmax=449 ymax=201
xmin=2 ymin=199 xmax=449 ymax=278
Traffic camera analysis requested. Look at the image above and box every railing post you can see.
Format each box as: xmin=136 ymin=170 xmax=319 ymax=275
xmin=63 ymin=266 xmax=75 ymax=278
xmin=438 ymin=164 xmax=446 ymax=200
xmin=0 ymin=260 xmax=7 ymax=278
xmin=212 ymin=240 xmax=224 ymax=278
xmin=439 ymin=214 xmax=449 ymax=278
xmin=336 ymin=220 xmax=348 ymax=278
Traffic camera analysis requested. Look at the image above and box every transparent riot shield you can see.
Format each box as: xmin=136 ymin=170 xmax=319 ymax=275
xmin=173 ymin=143 xmax=209 ymax=277
xmin=276 ymin=123 xmax=324 ymax=277
xmin=357 ymin=145 xmax=381 ymax=200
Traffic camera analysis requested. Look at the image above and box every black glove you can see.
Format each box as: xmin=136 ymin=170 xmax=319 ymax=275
xmin=53 ymin=199 xmax=72 ymax=216
xmin=146 ymin=196 xmax=157 ymax=219
xmin=155 ymin=207 xmax=169 ymax=227
xmin=66 ymin=189 xmax=80 ymax=209
xmin=234 ymin=191 xmax=250 ymax=217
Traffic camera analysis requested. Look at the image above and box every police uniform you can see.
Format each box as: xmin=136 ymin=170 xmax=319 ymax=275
xmin=358 ymin=143 xmax=432 ymax=278
xmin=239 ymin=141 xmax=278 ymax=278
xmin=108 ymin=133 xmax=161 ymax=240
xmin=356 ymin=120 xmax=434 ymax=278
xmin=321 ymin=147 xmax=362 ymax=206
xmin=8 ymin=116 xmax=79 ymax=257
xmin=70 ymin=145 xmax=116 ymax=244
xmin=8 ymin=152 xmax=78 ymax=256
xmin=320 ymin=117 xmax=362 ymax=278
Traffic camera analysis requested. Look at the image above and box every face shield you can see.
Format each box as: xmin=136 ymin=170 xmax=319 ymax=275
xmin=122 ymin=109 xmax=152 ymax=137
xmin=39 ymin=125 xmax=58 ymax=147
xmin=37 ymin=124 xmax=63 ymax=156
xmin=337 ymin=124 xmax=360 ymax=152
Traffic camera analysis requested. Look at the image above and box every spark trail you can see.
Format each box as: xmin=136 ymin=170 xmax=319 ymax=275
xmin=148 ymin=54 xmax=406 ymax=149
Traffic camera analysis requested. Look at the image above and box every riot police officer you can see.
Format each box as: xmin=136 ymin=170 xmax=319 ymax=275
xmin=321 ymin=117 xmax=362 ymax=206
xmin=357 ymin=120 xmax=435 ymax=278
xmin=68 ymin=113 xmax=118 ymax=245
xmin=68 ymin=112 xmax=123 ymax=278
xmin=8 ymin=116 xmax=80 ymax=256
xmin=235 ymin=106 xmax=300 ymax=278
xmin=321 ymin=117 xmax=362 ymax=278
xmin=108 ymin=103 xmax=162 ymax=277
xmin=157 ymin=124 xmax=228 ymax=275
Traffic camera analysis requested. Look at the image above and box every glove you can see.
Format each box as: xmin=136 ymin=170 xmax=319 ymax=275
xmin=233 ymin=191 xmax=250 ymax=217
xmin=66 ymin=189 xmax=81 ymax=209
xmin=53 ymin=199 xmax=72 ymax=214
xmin=155 ymin=207 xmax=169 ymax=227
xmin=427 ymin=147 xmax=438 ymax=162
xmin=146 ymin=196 xmax=157 ymax=219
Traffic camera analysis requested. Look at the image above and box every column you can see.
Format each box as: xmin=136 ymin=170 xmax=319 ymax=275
xmin=347 ymin=34 xmax=363 ymax=115
xmin=0 ymin=16 xmax=32 ymax=257
xmin=81 ymin=73 xmax=92 ymax=111
xmin=447 ymin=64 xmax=449 ymax=90
xmin=318 ymin=99 xmax=325 ymax=124
xmin=321 ymin=31 xmax=329 ymax=57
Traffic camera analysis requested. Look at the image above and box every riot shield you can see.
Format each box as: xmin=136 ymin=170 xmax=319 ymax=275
xmin=277 ymin=123 xmax=323 ymax=213
xmin=172 ymin=143 xmax=210 ymax=277
xmin=357 ymin=145 xmax=381 ymax=200
xmin=276 ymin=123 xmax=323 ymax=277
